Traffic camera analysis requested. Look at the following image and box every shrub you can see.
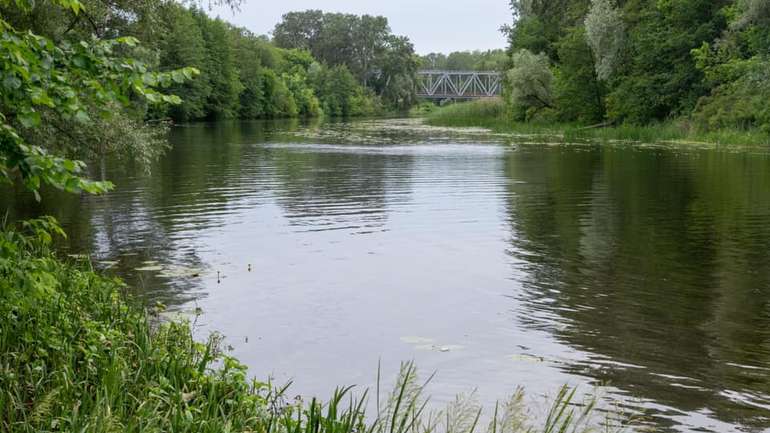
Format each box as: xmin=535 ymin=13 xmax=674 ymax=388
xmin=505 ymin=50 xmax=554 ymax=121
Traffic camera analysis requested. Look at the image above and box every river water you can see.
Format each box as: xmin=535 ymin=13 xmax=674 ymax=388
xmin=4 ymin=119 xmax=770 ymax=432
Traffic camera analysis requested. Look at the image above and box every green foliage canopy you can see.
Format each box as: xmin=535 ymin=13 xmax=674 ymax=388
xmin=0 ymin=0 xmax=197 ymax=197
xmin=502 ymin=0 xmax=769 ymax=133
xmin=273 ymin=10 xmax=417 ymax=111
xmin=506 ymin=49 xmax=555 ymax=120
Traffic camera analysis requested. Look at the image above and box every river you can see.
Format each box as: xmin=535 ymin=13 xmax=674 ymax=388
xmin=4 ymin=118 xmax=770 ymax=432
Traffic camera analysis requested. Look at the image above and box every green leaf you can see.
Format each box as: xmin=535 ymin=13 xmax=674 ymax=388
xmin=171 ymin=70 xmax=185 ymax=84
xmin=61 ymin=159 xmax=77 ymax=172
xmin=18 ymin=111 xmax=40 ymax=128
xmin=163 ymin=94 xmax=182 ymax=105
xmin=2 ymin=75 xmax=21 ymax=90
xmin=74 ymin=110 xmax=90 ymax=123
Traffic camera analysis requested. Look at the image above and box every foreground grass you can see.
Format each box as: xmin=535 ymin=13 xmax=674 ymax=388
xmin=0 ymin=218 xmax=637 ymax=433
xmin=424 ymin=99 xmax=770 ymax=146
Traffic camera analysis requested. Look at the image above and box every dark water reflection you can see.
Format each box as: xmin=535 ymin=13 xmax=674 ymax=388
xmin=505 ymin=145 xmax=770 ymax=429
xmin=3 ymin=119 xmax=770 ymax=432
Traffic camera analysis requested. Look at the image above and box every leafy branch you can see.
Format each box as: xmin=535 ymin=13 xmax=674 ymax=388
xmin=0 ymin=2 xmax=199 ymax=198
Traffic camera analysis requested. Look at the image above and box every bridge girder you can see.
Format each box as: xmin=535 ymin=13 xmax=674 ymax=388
xmin=416 ymin=70 xmax=501 ymax=99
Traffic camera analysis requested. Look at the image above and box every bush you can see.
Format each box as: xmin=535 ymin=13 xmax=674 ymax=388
xmin=505 ymin=50 xmax=555 ymax=121
xmin=691 ymin=56 xmax=770 ymax=133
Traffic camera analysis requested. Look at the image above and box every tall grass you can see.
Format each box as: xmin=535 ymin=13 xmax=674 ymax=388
xmin=423 ymin=99 xmax=770 ymax=146
xmin=0 ymin=218 xmax=639 ymax=433
xmin=424 ymin=98 xmax=509 ymax=128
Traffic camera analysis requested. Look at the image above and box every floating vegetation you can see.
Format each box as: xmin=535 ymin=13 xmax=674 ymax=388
xmin=401 ymin=336 xmax=464 ymax=352
xmin=135 ymin=265 xmax=164 ymax=272
xmin=509 ymin=354 xmax=546 ymax=363
xmin=279 ymin=118 xmax=511 ymax=146
xmin=156 ymin=265 xmax=205 ymax=278
xmin=96 ymin=260 xmax=119 ymax=269
xmin=131 ymin=261 xmax=206 ymax=277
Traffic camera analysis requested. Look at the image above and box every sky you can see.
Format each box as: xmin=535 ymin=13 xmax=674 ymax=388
xmin=208 ymin=0 xmax=512 ymax=54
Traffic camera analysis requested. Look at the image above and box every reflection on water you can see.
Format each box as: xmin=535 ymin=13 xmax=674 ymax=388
xmin=3 ymin=119 xmax=770 ymax=432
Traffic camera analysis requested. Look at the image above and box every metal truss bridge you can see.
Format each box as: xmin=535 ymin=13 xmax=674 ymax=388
xmin=416 ymin=70 xmax=501 ymax=100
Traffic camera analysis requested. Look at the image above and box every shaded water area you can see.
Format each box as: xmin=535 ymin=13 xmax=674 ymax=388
xmin=3 ymin=119 xmax=770 ymax=432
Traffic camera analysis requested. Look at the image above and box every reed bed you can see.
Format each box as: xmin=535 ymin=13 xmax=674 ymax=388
xmin=424 ymin=99 xmax=770 ymax=146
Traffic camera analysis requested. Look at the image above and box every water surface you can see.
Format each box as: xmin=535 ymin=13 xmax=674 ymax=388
xmin=4 ymin=119 xmax=770 ymax=432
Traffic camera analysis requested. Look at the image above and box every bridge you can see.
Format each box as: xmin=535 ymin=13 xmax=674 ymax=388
xmin=416 ymin=70 xmax=502 ymax=100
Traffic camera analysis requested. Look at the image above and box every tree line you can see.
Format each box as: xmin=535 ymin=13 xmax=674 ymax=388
xmin=2 ymin=2 xmax=422 ymax=129
xmin=158 ymin=6 xmax=422 ymax=120
xmin=502 ymin=0 xmax=770 ymax=133
xmin=419 ymin=50 xmax=508 ymax=71
xmin=272 ymin=10 xmax=420 ymax=111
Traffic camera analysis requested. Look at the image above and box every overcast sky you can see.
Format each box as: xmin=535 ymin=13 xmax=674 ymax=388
xmin=208 ymin=0 xmax=512 ymax=54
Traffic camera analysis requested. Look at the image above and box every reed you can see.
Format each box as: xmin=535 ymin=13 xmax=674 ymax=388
xmin=423 ymin=100 xmax=770 ymax=146
xmin=424 ymin=98 xmax=509 ymax=128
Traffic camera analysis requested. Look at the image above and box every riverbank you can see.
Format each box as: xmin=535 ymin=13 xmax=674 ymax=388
xmin=422 ymin=99 xmax=770 ymax=146
xmin=0 ymin=218 xmax=632 ymax=433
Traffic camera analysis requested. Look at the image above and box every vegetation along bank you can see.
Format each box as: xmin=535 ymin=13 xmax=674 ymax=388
xmin=425 ymin=0 xmax=770 ymax=145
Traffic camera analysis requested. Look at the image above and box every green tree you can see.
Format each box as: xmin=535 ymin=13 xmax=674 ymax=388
xmin=350 ymin=15 xmax=390 ymax=86
xmin=506 ymin=49 xmax=555 ymax=120
xmin=273 ymin=10 xmax=414 ymax=110
xmin=505 ymin=0 xmax=590 ymax=60
xmin=690 ymin=0 xmax=770 ymax=132
xmin=554 ymin=26 xmax=605 ymax=122
xmin=311 ymin=65 xmax=358 ymax=117
xmin=158 ymin=5 xmax=210 ymax=121
xmin=419 ymin=50 xmax=508 ymax=71
xmin=262 ymin=70 xmax=298 ymax=117
xmin=584 ymin=0 xmax=625 ymax=81
xmin=420 ymin=52 xmax=447 ymax=69
xmin=0 ymin=0 xmax=196 ymax=197
xmin=272 ymin=10 xmax=325 ymax=53
xmin=283 ymin=72 xmax=321 ymax=117
xmin=195 ymin=11 xmax=241 ymax=119
xmin=373 ymin=35 xmax=418 ymax=111
xmin=606 ymin=0 xmax=729 ymax=123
